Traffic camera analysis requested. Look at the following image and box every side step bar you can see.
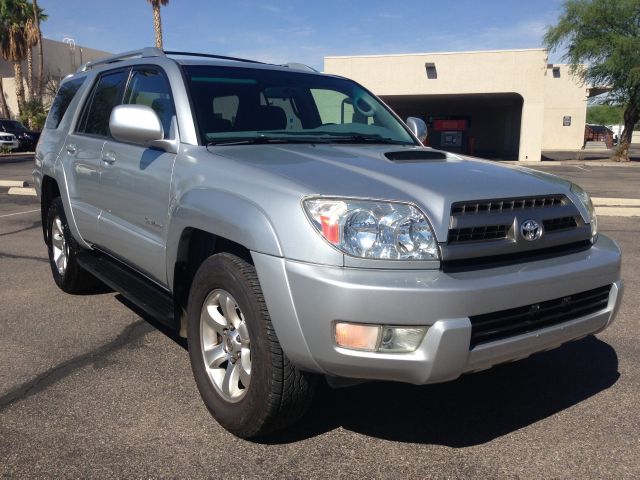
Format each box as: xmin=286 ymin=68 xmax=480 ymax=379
xmin=77 ymin=251 xmax=177 ymax=329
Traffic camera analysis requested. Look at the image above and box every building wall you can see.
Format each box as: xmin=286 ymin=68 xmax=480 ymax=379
xmin=542 ymin=64 xmax=588 ymax=150
xmin=325 ymin=49 xmax=588 ymax=161
xmin=0 ymin=38 xmax=110 ymax=118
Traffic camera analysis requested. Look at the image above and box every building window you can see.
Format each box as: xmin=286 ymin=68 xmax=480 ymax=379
xmin=425 ymin=62 xmax=437 ymax=79
xmin=553 ymin=67 xmax=561 ymax=78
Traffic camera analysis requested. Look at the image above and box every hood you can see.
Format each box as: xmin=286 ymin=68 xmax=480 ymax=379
xmin=210 ymin=144 xmax=572 ymax=242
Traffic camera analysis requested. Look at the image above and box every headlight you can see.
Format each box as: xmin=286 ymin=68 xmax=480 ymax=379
xmin=570 ymin=184 xmax=597 ymax=238
xmin=303 ymin=198 xmax=439 ymax=260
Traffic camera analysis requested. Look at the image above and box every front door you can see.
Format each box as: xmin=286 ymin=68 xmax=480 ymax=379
xmin=97 ymin=66 xmax=177 ymax=284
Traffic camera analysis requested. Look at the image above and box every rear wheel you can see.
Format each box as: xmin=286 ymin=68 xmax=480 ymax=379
xmin=187 ymin=253 xmax=317 ymax=438
xmin=46 ymin=197 xmax=102 ymax=294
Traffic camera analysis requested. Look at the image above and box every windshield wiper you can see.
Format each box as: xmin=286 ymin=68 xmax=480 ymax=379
xmin=208 ymin=136 xmax=318 ymax=146
xmin=323 ymin=134 xmax=407 ymax=145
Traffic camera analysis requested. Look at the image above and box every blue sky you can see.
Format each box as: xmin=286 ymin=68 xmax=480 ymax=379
xmin=39 ymin=0 xmax=566 ymax=70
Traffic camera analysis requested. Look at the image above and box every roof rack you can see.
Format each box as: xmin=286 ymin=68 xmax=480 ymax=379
xmin=281 ymin=62 xmax=318 ymax=73
xmin=77 ymin=47 xmax=164 ymax=73
xmin=163 ymin=50 xmax=265 ymax=64
xmin=75 ymin=48 xmax=314 ymax=73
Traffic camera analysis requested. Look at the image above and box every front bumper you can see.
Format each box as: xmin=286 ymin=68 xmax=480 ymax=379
xmin=0 ymin=140 xmax=20 ymax=150
xmin=252 ymin=234 xmax=623 ymax=385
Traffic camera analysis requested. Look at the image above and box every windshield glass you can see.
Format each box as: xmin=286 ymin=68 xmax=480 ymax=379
xmin=182 ymin=65 xmax=416 ymax=146
xmin=2 ymin=120 xmax=26 ymax=131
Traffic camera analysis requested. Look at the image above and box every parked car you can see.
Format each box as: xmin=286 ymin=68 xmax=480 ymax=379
xmin=0 ymin=119 xmax=40 ymax=151
xmin=0 ymin=130 xmax=19 ymax=151
xmin=34 ymin=48 xmax=623 ymax=438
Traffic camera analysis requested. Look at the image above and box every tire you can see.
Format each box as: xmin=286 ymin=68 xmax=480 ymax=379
xmin=187 ymin=253 xmax=317 ymax=438
xmin=46 ymin=197 xmax=102 ymax=294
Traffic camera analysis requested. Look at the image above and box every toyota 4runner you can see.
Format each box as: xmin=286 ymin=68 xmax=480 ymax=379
xmin=34 ymin=48 xmax=623 ymax=438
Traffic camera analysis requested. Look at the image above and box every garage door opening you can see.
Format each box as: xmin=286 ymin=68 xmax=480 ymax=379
xmin=382 ymin=93 xmax=524 ymax=160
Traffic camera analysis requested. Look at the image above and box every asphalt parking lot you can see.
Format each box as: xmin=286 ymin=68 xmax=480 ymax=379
xmin=1 ymin=159 xmax=639 ymax=479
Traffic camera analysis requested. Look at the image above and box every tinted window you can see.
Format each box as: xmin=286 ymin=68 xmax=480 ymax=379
xmin=124 ymin=67 xmax=175 ymax=139
xmin=183 ymin=65 xmax=415 ymax=146
xmin=45 ymin=78 xmax=85 ymax=130
xmin=80 ymin=70 xmax=127 ymax=137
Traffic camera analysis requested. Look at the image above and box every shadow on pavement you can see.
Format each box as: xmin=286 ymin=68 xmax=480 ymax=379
xmin=261 ymin=336 xmax=618 ymax=446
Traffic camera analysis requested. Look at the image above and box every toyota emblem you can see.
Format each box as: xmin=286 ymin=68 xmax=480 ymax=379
xmin=521 ymin=219 xmax=543 ymax=241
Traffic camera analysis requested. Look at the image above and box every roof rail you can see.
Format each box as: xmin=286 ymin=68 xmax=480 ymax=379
xmin=281 ymin=62 xmax=318 ymax=73
xmin=164 ymin=50 xmax=264 ymax=64
xmin=76 ymin=47 xmax=164 ymax=73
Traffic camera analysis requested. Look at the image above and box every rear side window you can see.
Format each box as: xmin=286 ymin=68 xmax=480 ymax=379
xmin=78 ymin=70 xmax=128 ymax=137
xmin=45 ymin=78 xmax=85 ymax=129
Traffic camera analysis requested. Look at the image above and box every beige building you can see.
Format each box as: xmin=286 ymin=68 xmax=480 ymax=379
xmin=0 ymin=38 xmax=110 ymax=117
xmin=325 ymin=48 xmax=598 ymax=161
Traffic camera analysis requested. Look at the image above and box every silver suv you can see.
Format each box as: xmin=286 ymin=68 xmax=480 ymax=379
xmin=34 ymin=48 xmax=623 ymax=438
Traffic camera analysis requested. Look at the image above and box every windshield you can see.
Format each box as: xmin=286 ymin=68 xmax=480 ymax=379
xmin=2 ymin=120 xmax=26 ymax=131
xmin=182 ymin=65 xmax=417 ymax=146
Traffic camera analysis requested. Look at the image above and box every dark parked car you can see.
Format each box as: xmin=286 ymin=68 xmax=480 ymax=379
xmin=0 ymin=119 xmax=40 ymax=151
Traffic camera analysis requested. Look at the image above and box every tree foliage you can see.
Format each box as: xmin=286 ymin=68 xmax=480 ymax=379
xmin=587 ymin=104 xmax=624 ymax=125
xmin=545 ymin=0 xmax=640 ymax=160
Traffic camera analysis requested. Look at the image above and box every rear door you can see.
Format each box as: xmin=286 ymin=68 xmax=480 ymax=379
xmin=60 ymin=69 xmax=128 ymax=242
xmin=96 ymin=66 xmax=177 ymax=284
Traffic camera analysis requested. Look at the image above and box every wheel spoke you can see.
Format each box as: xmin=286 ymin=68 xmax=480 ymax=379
xmin=239 ymin=350 xmax=251 ymax=388
xmin=203 ymin=344 xmax=227 ymax=369
xmin=55 ymin=217 xmax=63 ymax=234
xmin=221 ymin=362 xmax=240 ymax=398
xmin=237 ymin=321 xmax=250 ymax=345
xmin=55 ymin=252 xmax=65 ymax=270
xmin=221 ymin=294 xmax=241 ymax=328
xmin=203 ymin=303 xmax=228 ymax=336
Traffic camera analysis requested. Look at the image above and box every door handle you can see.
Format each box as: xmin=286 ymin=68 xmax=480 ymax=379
xmin=66 ymin=144 xmax=77 ymax=155
xmin=102 ymin=152 xmax=116 ymax=165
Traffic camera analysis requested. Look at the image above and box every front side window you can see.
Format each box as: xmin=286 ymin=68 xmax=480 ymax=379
xmin=183 ymin=65 xmax=416 ymax=146
xmin=124 ymin=67 xmax=175 ymax=139
xmin=45 ymin=77 xmax=85 ymax=130
xmin=79 ymin=69 xmax=128 ymax=137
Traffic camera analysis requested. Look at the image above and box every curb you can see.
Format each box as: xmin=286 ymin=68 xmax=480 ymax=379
xmin=0 ymin=153 xmax=34 ymax=164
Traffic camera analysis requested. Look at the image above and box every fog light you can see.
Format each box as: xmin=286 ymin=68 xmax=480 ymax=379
xmin=334 ymin=322 xmax=427 ymax=352
xmin=380 ymin=327 xmax=426 ymax=352
xmin=335 ymin=322 xmax=381 ymax=351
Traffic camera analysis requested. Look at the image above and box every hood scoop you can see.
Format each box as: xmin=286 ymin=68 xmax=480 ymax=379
xmin=384 ymin=150 xmax=448 ymax=162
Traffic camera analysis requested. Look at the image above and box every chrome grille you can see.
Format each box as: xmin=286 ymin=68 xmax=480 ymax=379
xmin=469 ymin=285 xmax=611 ymax=347
xmin=442 ymin=194 xmax=592 ymax=264
xmin=451 ymin=195 xmax=566 ymax=215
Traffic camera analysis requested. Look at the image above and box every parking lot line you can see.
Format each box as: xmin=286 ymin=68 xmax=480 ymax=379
xmin=0 ymin=209 xmax=39 ymax=218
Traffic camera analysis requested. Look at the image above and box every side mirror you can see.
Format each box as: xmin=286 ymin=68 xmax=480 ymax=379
xmin=406 ymin=117 xmax=427 ymax=144
xmin=109 ymin=104 xmax=177 ymax=153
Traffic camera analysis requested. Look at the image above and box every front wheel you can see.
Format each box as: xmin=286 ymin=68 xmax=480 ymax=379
xmin=46 ymin=197 xmax=102 ymax=294
xmin=187 ymin=253 xmax=317 ymax=438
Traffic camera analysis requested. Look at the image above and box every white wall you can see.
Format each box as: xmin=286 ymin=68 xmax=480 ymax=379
xmin=0 ymin=38 xmax=111 ymax=117
xmin=325 ymin=49 xmax=589 ymax=161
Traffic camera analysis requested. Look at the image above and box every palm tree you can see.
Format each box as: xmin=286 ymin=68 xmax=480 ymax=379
xmin=0 ymin=79 xmax=10 ymax=118
xmin=146 ymin=0 xmax=169 ymax=49
xmin=0 ymin=0 xmax=43 ymax=113
xmin=32 ymin=0 xmax=43 ymax=98
xmin=0 ymin=1 xmax=28 ymax=113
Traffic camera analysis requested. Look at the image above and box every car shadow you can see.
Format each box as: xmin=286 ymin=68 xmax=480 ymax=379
xmin=113 ymin=293 xmax=619 ymax=446
xmin=260 ymin=336 xmax=618 ymax=446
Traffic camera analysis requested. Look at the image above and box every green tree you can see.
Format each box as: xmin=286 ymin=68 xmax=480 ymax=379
xmin=545 ymin=0 xmax=640 ymax=161
xmin=146 ymin=0 xmax=169 ymax=49
xmin=0 ymin=0 xmax=46 ymax=114
xmin=586 ymin=104 xmax=624 ymax=125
